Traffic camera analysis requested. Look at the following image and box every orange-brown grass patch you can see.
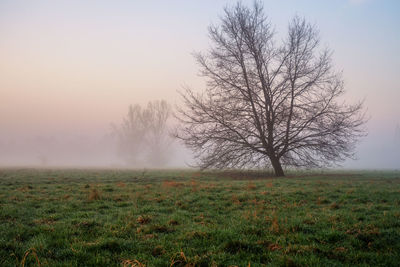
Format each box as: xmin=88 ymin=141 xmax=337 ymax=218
xmin=34 ymin=217 xmax=57 ymax=225
xmin=334 ymin=247 xmax=347 ymax=253
xmin=142 ymin=234 xmax=155 ymax=240
xmin=243 ymin=210 xmax=258 ymax=221
xmin=284 ymin=244 xmax=313 ymax=254
xmin=246 ymin=182 xmax=257 ymax=190
xmin=330 ymin=202 xmax=340 ymax=210
xmin=116 ymin=182 xmax=126 ymax=187
xmin=201 ymin=183 xmax=216 ymax=190
xmin=162 ymin=181 xmax=185 ymax=188
xmin=88 ymin=188 xmax=101 ymax=201
xmin=17 ymin=186 xmax=33 ymax=192
xmin=191 ymin=172 xmax=202 ymax=179
xmin=347 ymin=189 xmax=355 ymax=194
xmin=185 ymin=230 xmax=208 ymax=239
xmin=194 ymin=214 xmax=206 ymax=225
xmin=266 ymin=182 xmax=273 ymax=188
xmin=267 ymin=243 xmax=282 ymax=251
xmin=364 ymin=226 xmax=380 ymax=235
xmin=231 ymin=194 xmax=241 ymax=205
xmin=137 ymin=215 xmax=151 ymax=225
xmin=9 ymin=196 xmax=21 ymax=201
xmin=190 ymin=180 xmax=199 ymax=192
xmin=152 ymin=196 xmax=166 ymax=203
xmin=270 ymin=216 xmax=280 ymax=234
xmin=20 ymin=248 xmax=41 ymax=267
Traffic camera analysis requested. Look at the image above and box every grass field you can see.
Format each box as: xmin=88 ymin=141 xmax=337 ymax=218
xmin=0 ymin=168 xmax=399 ymax=266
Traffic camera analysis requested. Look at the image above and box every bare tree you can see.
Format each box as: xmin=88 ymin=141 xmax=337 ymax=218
xmin=113 ymin=100 xmax=173 ymax=167
xmin=176 ymin=2 xmax=366 ymax=176
xmin=113 ymin=104 xmax=147 ymax=165
xmin=143 ymin=100 xmax=173 ymax=166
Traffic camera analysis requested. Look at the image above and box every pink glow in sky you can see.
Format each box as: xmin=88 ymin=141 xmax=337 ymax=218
xmin=0 ymin=0 xmax=399 ymax=168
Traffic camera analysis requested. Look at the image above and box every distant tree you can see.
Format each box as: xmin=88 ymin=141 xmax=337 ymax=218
xmin=114 ymin=100 xmax=172 ymax=167
xmin=114 ymin=104 xmax=146 ymax=165
xmin=176 ymin=2 xmax=366 ymax=176
xmin=143 ymin=101 xmax=173 ymax=166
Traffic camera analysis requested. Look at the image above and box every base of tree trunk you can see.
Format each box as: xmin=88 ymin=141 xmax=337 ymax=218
xmin=270 ymin=157 xmax=285 ymax=177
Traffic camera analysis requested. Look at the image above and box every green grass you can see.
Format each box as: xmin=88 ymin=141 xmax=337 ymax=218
xmin=0 ymin=168 xmax=399 ymax=266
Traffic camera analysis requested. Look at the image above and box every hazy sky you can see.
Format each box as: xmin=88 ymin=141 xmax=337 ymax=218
xmin=0 ymin=0 xmax=399 ymax=168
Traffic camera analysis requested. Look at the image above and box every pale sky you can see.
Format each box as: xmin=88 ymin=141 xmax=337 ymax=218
xmin=0 ymin=0 xmax=399 ymax=168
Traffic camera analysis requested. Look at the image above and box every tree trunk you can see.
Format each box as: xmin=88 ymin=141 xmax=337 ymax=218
xmin=270 ymin=156 xmax=285 ymax=177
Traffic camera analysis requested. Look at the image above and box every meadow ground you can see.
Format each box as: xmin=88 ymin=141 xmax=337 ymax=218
xmin=0 ymin=168 xmax=399 ymax=266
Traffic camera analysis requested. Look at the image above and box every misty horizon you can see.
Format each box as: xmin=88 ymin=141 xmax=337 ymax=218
xmin=0 ymin=122 xmax=399 ymax=169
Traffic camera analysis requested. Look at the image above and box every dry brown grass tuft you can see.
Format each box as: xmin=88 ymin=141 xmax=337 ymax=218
xmin=243 ymin=210 xmax=258 ymax=220
xmin=190 ymin=180 xmax=199 ymax=192
xmin=21 ymin=248 xmax=40 ymax=267
xmin=194 ymin=214 xmax=206 ymax=225
xmin=17 ymin=186 xmax=33 ymax=192
xmin=347 ymin=189 xmax=354 ymax=194
xmin=34 ymin=217 xmax=56 ymax=225
xmin=246 ymin=182 xmax=257 ymax=190
xmin=303 ymin=213 xmax=316 ymax=225
xmin=316 ymin=196 xmax=329 ymax=205
xmin=330 ymin=202 xmax=340 ymax=210
xmin=334 ymin=247 xmax=347 ymax=253
xmin=267 ymin=243 xmax=282 ymax=251
xmin=266 ymin=182 xmax=273 ymax=188
xmin=201 ymin=183 xmax=216 ymax=190
xmin=137 ymin=215 xmax=151 ymax=225
xmin=88 ymin=188 xmax=101 ymax=201
xmin=231 ymin=194 xmax=241 ymax=205
xmin=185 ymin=230 xmax=209 ymax=239
xmin=270 ymin=216 xmax=280 ymax=233
xmin=122 ymin=259 xmax=146 ymax=267
xmin=170 ymin=250 xmax=194 ymax=267
xmin=168 ymin=219 xmax=179 ymax=226
xmin=142 ymin=234 xmax=155 ymax=240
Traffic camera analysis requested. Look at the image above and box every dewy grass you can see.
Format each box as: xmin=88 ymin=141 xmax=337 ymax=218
xmin=0 ymin=168 xmax=399 ymax=266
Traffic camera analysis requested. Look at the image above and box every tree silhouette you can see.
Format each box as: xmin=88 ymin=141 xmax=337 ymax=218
xmin=176 ymin=2 xmax=366 ymax=176
xmin=114 ymin=100 xmax=172 ymax=167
